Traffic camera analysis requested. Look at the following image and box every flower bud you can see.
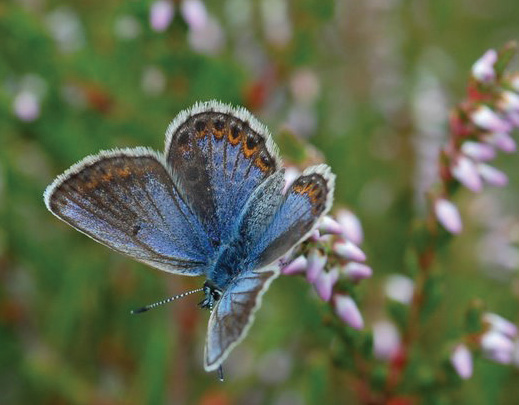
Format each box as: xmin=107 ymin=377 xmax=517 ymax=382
xmin=385 ymin=274 xmax=414 ymax=305
xmin=341 ymin=262 xmax=373 ymax=281
xmin=336 ymin=209 xmax=364 ymax=245
xmin=306 ymin=249 xmax=326 ymax=283
xmin=450 ymin=344 xmax=473 ymax=380
xmin=471 ymin=105 xmax=512 ymax=133
xmin=334 ymin=295 xmax=364 ymax=329
xmin=477 ymin=163 xmax=508 ymax=187
xmin=333 ymin=240 xmax=367 ymax=262
xmin=483 ymin=132 xmax=517 ymax=153
xmin=471 ymin=49 xmax=497 ymax=83
xmin=373 ymin=320 xmax=400 ymax=361
xmin=318 ymin=216 xmax=343 ymax=235
xmin=282 ymin=255 xmax=308 ymax=275
xmin=461 ymin=141 xmax=495 ymax=161
xmin=434 ymin=198 xmax=463 ymax=234
xmin=313 ymin=267 xmax=339 ymax=301
xmin=150 ymin=1 xmax=175 ymax=32
xmin=483 ymin=313 xmax=518 ymax=339
xmin=451 ymin=156 xmax=483 ymax=192
xmin=481 ymin=330 xmax=514 ymax=364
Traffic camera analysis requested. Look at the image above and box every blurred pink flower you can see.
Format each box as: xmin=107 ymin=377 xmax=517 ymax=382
xmin=483 ymin=131 xmax=516 ymax=153
xmin=180 ymin=0 xmax=208 ymax=30
xmin=471 ymin=105 xmax=512 ymax=133
xmin=283 ymin=167 xmax=300 ymax=194
xmin=461 ymin=141 xmax=496 ymax=161
xmin=333 ymin=240 xmax=366 ymax=262
xmin=341 ymin=262 xmax=373 ymax=281
xmin=150 ymin=1 xmax=175 ymax=32
xmin=481 ymin=330 xmax=514 ymax=364
xmin=477 ymin=163 xmax=508 ymax=187
xmin=373 ymin=320 xmax=401 ymax=361
xmin=498 ymin=90 xmax=519 ymax=114
xmin=313 ymin=267 xmax=339 ymax=301
xmin=305 ymin=249 xmax=326 ymax=283
xmin=187 ymin=17 xmax=225 ymax=55
xmin=385 ymin=274 xmax=414 ymax=305
xmin=451 ymin=156 xmax=483 ymax=192
xmin=471 ymin=49 xmax=497 ymax=83
xmin=13 ymin=91 xmax=40 ymax=122
xmin=336 ymin=209 xmax=364 ymax=245
xmin=483 ymin=313 xmax=518 ymax=339
xmin=334 ymin=295 xmax=364 ymax=329
xmin=450 ymin=344 xmax=473 ymax=380
xmin=434 ymin=198 xmax=463 ymax=234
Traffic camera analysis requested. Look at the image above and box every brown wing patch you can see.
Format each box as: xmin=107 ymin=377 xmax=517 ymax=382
xmin=291 ymin=173 xmax=328 ymax=215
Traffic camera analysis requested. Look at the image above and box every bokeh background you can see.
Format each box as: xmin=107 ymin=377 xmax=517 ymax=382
xmin=1 ymin=0 xmax=519 ymax=404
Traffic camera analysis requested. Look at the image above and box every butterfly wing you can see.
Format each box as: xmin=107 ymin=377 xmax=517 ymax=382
xmin=165 ymin=101 xmax=281 ymax=246
xmin=204 ymin=165 xmax=334 ymax=370
xmin=44 ymin=148 xmax=213 ymax=275
xmin=247 ymin=164 xmax=335 ymax=269
xmin=204 ymin=266 xmax=278 ymax=371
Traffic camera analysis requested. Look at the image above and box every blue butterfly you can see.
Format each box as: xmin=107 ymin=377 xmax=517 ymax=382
xmin=44 ymin=101 xmax=335 ymax=375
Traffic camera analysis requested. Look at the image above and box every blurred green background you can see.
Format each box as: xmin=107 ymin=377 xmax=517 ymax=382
xmin=1 ymin=0 xmax=519 ymax=404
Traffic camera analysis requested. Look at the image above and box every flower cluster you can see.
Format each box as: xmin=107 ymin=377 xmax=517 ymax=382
xmin=451 ymin=312 xmax=519 ymax=380
xmin=281 ymin=172 xmax=372 ymax=330
xmin=434 ymin=46 xmax=519 ymax=234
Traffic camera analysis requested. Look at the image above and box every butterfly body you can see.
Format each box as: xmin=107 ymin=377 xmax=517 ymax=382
xmin=44 ymin=101 xmax=335 ymax=372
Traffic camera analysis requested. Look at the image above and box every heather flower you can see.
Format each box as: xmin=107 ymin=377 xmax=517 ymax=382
xmin=336 ymin=209 xmax=364 ymax=245
xmin=180 ymin=0 xmax=208 ymax=30
xmin=450 ymin=344 xmax=473 ymax=380
xmin=481 ymin=330 xmax=514 ymax=364
xmin=451 ymin=156 xmax=483 ymax=192
xmin=305 ymin=249 xmax=326 ymax=282
xmin=372 ymin=320 xmax=401 ymax=361
xmin=333 ymin=240 xmax=367 ymax=262
xmin=385 ymin=275 xmax=414 ymax=305
xmin=334 ymin=295 xmax=364 ymax=329
xmin=471 ymin=49 xmax=497 ymax=83
xmin=281 ymin=255 xmax=307 ymax=275
xmin=318 ymin=216 xmax=343 ymax=235
xmin=483 ymin=313 xmax=518 ymax=338
xmin=313 ymin=267 xmax=339 ymax=301
xmin=483 ymin=131 xmax=516 ymax=153
xmin=471 ymin=105 xmax=512 ymax=133
xmin=13 ymin=90 xmax=40 ymax=122
xmin=187 ymin=16 xmax=225 ymax=55
xmin=434 ymin=198 xmax=463 ymax=234
xmin=341 ymin=262 xmax=373 ymax=281
xmin=150 ymin=1 xmax=175 ymax=32
xmin=283 ymin=167 xmax=300 ymax=193
xmin=477 ymin=163 xmax=508 ymax=187
xmin=498 ymin=90 xmax=519 ymax=114
xmin=461 ymin=141 xmax=495 ymax=161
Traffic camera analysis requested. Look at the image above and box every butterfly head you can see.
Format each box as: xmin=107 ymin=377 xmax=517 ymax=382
xmin=199 ymin=280 xmax=223 ymax=310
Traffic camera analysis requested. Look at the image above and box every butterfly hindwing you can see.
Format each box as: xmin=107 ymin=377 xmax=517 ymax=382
xmin=204 ymin=267 xmax=278 ymax=371
xmin=44 ymin=148 xmax=212 ymax=275
xmin=248 ymin=164 xmax=335 ymax=269
xmin=165 ymin=101 xmax=282 ymax=246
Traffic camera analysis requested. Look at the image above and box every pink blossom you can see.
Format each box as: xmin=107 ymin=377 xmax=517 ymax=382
xmin=434 ymin=198 xmax=463 ymax=234
xmin=498 ymin=90 xmax=519 ymax=114
xmin=451 ymin=156 xmax=483 ymax=192
xmin=483 ymin=132 xmax=517 ymax=153
xmin=150 ymin=1 xmax=175 ymax=32
xmin=336 ymin=209 xmax=364 ymax=245
xmin=282 ymin=255 xmax=308 ymax=275
xmin=477 ymin=163 xmax=508 ymax=187
xmin=483 ymin=313 xmax=518 ymax=339
xmin=180 ymin=0 xmax=208 ymax=30
xmin=373 ymin=320 xmax=400 ymax=361
xmin=13 ymin=91 xmax=40 ymax=122
xmin=471 ymin=105 xmax=512 ymax=133
xmin=450 ymin=344 xmax=473 ymax=380
xmin=334 ymin=295 xmax=364 ymax=329
xmin=306 ymin=249 xmax=326 ymax=283
xmin=341 ymin=262 xmax=373 ymax=281
xmin=385 ymin=275 xmax=414 ymax=305
xmin=313 ymin=267 xmax=339 ymax=301
xmin=318 ymin=216 xmax=343 ymax=235
xmin=283 ymin=167 xmax=300 ymax=193
xmin=461 ymin=141 xmax=495 ymax=161
xmin=471 ymin=49 xmax=497 ymax=83
xmin=333 ymin=240 xmax=367 ymax=262
xmin=481 ymin=330 xmax=514 ymax=364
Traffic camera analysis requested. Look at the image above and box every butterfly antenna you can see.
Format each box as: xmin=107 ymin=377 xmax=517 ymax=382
xmin=131 ymin=288 xmax=204 ymax=314
xmin=217 ymin=365 xmax=224 ymax=382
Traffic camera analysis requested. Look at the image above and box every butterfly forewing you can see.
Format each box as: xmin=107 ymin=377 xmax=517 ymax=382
xmin=165 ymin=102 xmax=282 ymax=246
xmin=44 ymin=149 xmax=212 ymax=275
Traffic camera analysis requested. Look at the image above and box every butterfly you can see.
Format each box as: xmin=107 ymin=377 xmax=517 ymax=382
xmin=43 ymin=101 xmax=335 ymax=376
